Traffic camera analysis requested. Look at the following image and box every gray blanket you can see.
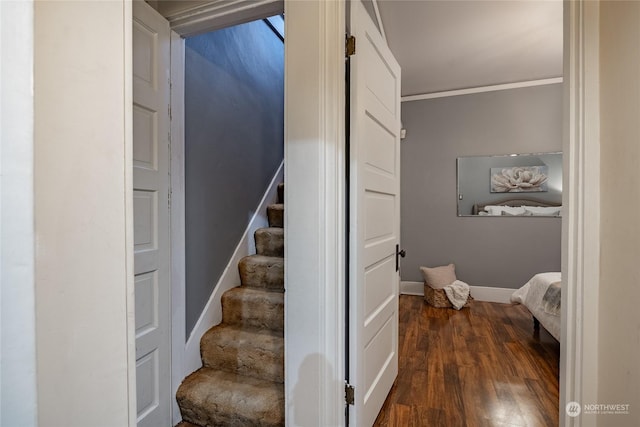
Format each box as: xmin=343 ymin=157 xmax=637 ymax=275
xmin=542 ymin=281 xmax=561 ymax=316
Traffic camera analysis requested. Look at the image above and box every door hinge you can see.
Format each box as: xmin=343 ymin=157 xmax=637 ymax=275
xmin=346 ymin=35 xmax=356 ymax=57
xmin=345 ymin=383 xmax=355 ymax=405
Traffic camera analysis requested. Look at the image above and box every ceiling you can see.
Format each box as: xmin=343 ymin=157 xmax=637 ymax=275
xmin=150 ymin=0 xmax=563 ymax=97
xmin=374 ymin=0 xmax=564 ymax=97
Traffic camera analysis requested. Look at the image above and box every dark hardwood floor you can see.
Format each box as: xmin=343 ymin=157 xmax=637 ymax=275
xmin=374 ymin=295 xmax=560 ymax=427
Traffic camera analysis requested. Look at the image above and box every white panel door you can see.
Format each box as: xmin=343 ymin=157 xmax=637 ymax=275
xmin=348 ymin=1 xmax=401 ymax=425
xmin=133 ymin=2 xmax=171 ymax=426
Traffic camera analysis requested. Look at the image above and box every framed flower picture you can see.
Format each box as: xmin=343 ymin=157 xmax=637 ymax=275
xmin=490 ymin=166 xmax=548 ymax=193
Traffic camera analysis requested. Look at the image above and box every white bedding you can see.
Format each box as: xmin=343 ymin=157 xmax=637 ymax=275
xmin=511 ymin=272 xmax=561 ymax=341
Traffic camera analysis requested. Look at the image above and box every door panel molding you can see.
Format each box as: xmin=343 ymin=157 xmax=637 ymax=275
xmin=348 ymin=1 xmax=401 ymax=425
xmin=133 ymin=2 xmax=172 ymax=425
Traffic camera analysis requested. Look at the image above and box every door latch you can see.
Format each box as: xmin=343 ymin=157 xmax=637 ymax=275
xmin=395 ymin=244 xmax=406 ymax=272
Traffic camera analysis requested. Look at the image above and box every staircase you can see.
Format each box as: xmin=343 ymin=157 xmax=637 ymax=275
xmin=176 ymin=183 xmax=285 ymax=427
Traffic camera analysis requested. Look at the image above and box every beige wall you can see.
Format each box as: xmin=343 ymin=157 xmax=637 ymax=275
xmin=598 ymin=1 xmax=640 ymax=426
xmin=34 ymin=1 xmax=134 ymax=426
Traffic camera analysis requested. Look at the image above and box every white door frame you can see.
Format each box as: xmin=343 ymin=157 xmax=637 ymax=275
xmin=163 ymin=1 xmax=346 ymax=425
xmin=560 ymin=1 xmax=600 ymax=426
xmin=0 ymin=1 xmax=38 ymax=425
xmin=163 ymin=2 xmax=288 ymax=424
xmin=282 ymin=1 xmax=598 ymax=424
xmin=283 ymin=1 xmax=346 ymax=424
xmin=169 ymin=29 xmax=187 ymax=424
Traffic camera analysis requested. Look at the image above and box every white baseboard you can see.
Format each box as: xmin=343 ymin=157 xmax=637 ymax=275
xmin=399 ymin=281 xmax=425 ymax=296
xmin=400 ymin=280 xmax=515 ymax=304
xmin=468 ymin=285 xmax=515 ymax=304
xmin=183 ymin=161 xmax=284 ymax=377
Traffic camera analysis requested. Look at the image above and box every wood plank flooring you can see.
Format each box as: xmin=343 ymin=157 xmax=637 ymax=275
xmin=374 ymin=295 xmax=560 ymax=427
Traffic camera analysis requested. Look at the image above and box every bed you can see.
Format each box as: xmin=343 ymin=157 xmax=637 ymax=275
xmin=511 ymin=272 xmax=561 ymax=341
xmin=471 ymin=197 xmax=562 ymax=216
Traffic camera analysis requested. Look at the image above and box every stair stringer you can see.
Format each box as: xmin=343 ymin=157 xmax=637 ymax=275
xmin=181 ymin=161 xmax=284 ymax=380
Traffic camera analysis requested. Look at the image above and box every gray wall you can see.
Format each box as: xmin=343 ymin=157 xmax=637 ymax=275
xmin=185 ymin=20 xmax=284 ymax=334
xmin=400 ymin=84 xmax=562 ymax=288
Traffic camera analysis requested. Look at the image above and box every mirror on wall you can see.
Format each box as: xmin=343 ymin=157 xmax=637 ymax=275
xmin=457 ymin=152 xmax=563 ymax=217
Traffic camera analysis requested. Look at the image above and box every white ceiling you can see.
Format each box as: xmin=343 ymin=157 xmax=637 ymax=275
xmin=151 ymin=0 xmax=563 ymax=97
xmin=375 ymin=0 xmax=564 ymax=97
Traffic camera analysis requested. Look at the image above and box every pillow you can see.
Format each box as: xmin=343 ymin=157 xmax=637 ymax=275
xmin=501 ymin=210 xmax=530 ymax=216
xmin=524 ymin=206 xmax=562 ymax=216
xmin=484 ymin=205 xmax=526 ymax=216
xmin=484 ymin=205 xmax=502 ymax=216
xmin=420 ymin=264 xmax=456 ymax=289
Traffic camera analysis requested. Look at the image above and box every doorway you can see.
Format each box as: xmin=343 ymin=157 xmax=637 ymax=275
xmin=133 ymin=3 xmax=285 ymax=425
xmin=130 ymin=1 xmax=590 ymax=426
